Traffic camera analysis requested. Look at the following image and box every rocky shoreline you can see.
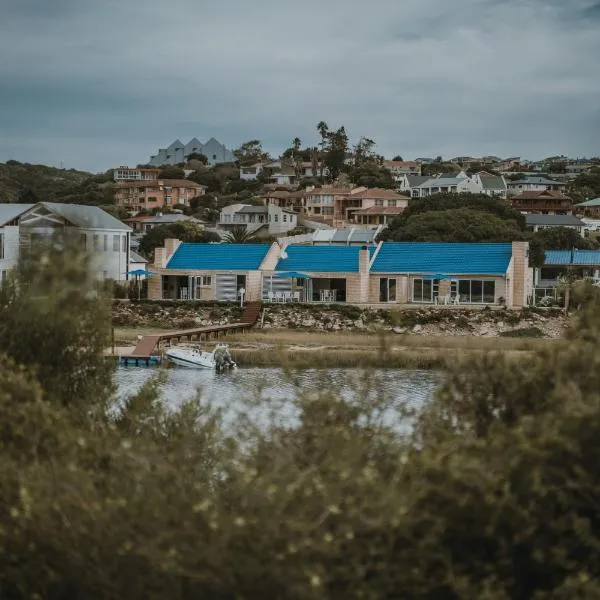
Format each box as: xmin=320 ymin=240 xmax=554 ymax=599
xmin=113 ymin=300 xmax=569 ymax=338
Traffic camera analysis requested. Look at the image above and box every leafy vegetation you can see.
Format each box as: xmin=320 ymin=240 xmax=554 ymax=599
xmin=1 ymin=240 xmax=600 ymax=597
xmin=137 ymin=222 xmax=220 ymax=258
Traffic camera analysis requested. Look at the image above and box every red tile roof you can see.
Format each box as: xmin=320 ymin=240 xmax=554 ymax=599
xmin=354 ymin=206 xmax=406 ymax=215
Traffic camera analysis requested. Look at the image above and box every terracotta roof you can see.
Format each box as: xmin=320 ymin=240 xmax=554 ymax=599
xmin=354 ymin=206 xmax=406 ymax=215
xmin=350 ymin=188 xmax=410 ymax=200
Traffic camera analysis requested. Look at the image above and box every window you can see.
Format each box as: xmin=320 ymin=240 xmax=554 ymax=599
xmin=122 ymin=236 xmax=127 ymax=252
xmin=0 ymin=233 xmax=4 ymax=259
xmin=387 ymin=200 xmax=397 ymax=207
xmin=274 ymin=215 xmax=279 ymax=222
xmin=283 ymin=214 xmax=287 ymax=222
xmin=212 ymin=154 xmax=217 ymax=160
xmin=80 ymin=233 xmax=87 ymax=249
xmin=103 ymin=235 xmax=108 ymax=251
xmin=113 ymin=234 xmax=120 ymax=251
xmin=458 ymin=279 xmax=495 ymax=303
xmin=379 ymin=278 xmax=397 ymax=302
xmin=375 ymin=199 xmax=384 ymax=206
xmin=413 ymin=278 xmax=439 ymax=302
xmin=166 ymin=196 xmax=172 ymax=205
xmin=93 ymin=234 xmax=100 ymax=251
xmin=148 ymin=196 xmax=157 ymax=202
xmin=201 ymin=275 xmax=212 ymax=286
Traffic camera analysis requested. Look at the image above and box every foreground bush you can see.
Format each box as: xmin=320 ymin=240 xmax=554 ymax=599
xmin=1 ymin=237 xmax=600 ymax=597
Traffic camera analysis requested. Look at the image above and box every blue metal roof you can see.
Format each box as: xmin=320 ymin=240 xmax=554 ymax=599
xmin=371 ymin=242 xmax=513 ymax=275
xmin=545 ymin=249 xmax=600 ymax=266
xmin=275 ymin=245 xmax=375 ymax=273
xmin=166 ymin=243 xmax=271 ymax=270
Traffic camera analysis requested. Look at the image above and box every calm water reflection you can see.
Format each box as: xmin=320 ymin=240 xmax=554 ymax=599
xmin=115 ymin=367 xmax=440 ymax=431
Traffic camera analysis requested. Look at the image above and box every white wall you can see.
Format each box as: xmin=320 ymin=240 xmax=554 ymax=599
xmin=0 ymin=226 xmax=20 ymax=278
xmin=82 ymin=229 xmax=130 ymax=281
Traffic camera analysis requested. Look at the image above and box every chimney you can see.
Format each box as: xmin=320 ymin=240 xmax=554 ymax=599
xmin=164 ymin=238 xmax=182 ymax=262
xmin=510 ymin=241 xmax=529 ymax=308
xmin=358 ymin=245 xmax=370 ymax=303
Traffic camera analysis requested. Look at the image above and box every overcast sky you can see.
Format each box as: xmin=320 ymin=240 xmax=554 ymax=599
xmin=1 ymin=0 xmax=599 ymax=172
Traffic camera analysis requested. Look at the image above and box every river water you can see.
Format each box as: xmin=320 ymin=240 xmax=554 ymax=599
xmin=116 ymin=367 xmax=440 ymax=431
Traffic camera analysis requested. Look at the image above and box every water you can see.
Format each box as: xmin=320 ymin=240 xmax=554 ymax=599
xmin=116 ymin=367 xmax=439 ymax=432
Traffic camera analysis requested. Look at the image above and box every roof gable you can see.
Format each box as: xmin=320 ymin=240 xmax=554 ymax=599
xmin=0 ymin=204 xmax=34 ymax=226
xmin=19 ymin=203 xmax=131 ymax=231
xmin=371 ymin=242 xmax=513 ymax=275
xmin=166 ymin=243 xmax=271 ymax=270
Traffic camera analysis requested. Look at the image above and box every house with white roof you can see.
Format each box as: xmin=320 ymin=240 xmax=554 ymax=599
xmin=411 ymin=171 xmax=483 ymax=198
xmin=507 ymin=176 xmax=567 ymax=195
xmin=0 ymin=203 xmax=132 ymax=282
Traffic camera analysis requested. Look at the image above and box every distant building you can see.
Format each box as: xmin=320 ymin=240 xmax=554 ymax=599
xmin=149 ymin=137 xmax=235 ymax=166
xmin=511 ymin=190 xmax=573 ymax=215
xmin=0 ymin=202 xmax=131 ymax=281
xmin=114 ymin=179 xmax=206 ymax=213
xmin=113 ymin=166 xmax=160 ymax=181
xmin=218 ymin=204 xmax=298 ymax=236
xmin=125 ymin=213 xmax=206 ymax=234
xmin=382 ymin=160 xmax=422 ymax=181
xmin=524 ymin=214 xmax=585 ymax=237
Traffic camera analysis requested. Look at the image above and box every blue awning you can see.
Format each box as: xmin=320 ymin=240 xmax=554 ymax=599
xmin=422 ymin=273 xmax=451 ymax=280
xmin=273 ymin=271 xmax=312 ymax=279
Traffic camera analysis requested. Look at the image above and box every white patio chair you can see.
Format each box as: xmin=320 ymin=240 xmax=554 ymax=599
xmin=292 ymin=291 xmax=301 ymax=302
xmin=443 ymin=294 xmax=451 ymax=305
xmin=275 ymin=292 xmax=284 ymax=303
xmin=283 ymin=291 xmax=292 ymax=303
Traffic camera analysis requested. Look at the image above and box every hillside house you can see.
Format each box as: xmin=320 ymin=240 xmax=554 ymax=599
xmin=511 ymin=190 xmax=573 ymax=215
xmin=507 ymin=176 xmax=566 ymax=194
xmin=115 ymin=179 xmax=206 ymax=213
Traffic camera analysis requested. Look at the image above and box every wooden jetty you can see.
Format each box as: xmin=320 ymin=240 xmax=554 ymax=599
xmin=122 ymin=301 xmax=262 ymax=366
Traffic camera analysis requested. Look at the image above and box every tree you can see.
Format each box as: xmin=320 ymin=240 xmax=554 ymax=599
xmin=382 ymin=193 xmax=526 ymax=237
xmin=234 ymin=140 xmax=268 ymax=166
xmin=388 ymin=207 xmax=528 ymax=243
xmin=138 ymin=222 xmax=220 ymax=258
xmin=186 ymin=152 xmax=208 ymax=165
xmin=187 ymin=168 xmax=221 ymax=193
xmin=158 ymin=166 xmax=185 ymax=180
xmin=318 ymin=124 xmax=349 ymax=182
xmin=0 ymin=233 xmax=113 ymax=416
xmin=531 ymin=227 xmax=598 ymax=251
xmin=350 ymin=163 xmax=395 ymax=189
xmin=223 ymin=225 xmax=259 ymax=243
xmin=392 ymin=155 xmax=403 ymax=162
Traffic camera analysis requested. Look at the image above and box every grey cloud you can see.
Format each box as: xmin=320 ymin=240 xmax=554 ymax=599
xmin=0 ymin=0 xmax=598 ymax=171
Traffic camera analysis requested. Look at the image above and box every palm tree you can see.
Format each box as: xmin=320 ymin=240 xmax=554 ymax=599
xmin=291 ymin=137 xmax=302 ymax=181
xmin=316 ymin=121 xmax=329 ymax=179
xmin=223 ymin=225 xmax=258 ymax=244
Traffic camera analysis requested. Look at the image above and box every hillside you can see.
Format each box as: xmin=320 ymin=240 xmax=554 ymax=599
xmin=0 ymin=160 xmax=115 ymax=206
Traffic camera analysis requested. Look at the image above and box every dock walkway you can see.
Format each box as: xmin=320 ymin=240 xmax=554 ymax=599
xmin=125 ymin=301 xmax=262 ymax=364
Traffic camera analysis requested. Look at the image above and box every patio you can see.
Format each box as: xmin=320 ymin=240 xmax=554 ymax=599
xmin=263 ymin=272 xmax=347 ymax=303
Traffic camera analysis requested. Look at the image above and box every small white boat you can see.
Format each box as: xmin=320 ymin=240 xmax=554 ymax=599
xmin=165 ymin=344 xmax=237 ymax=371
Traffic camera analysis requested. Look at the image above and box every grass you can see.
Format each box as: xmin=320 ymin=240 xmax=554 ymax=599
xmin=112 ymin=327 xmax=558 ymax=369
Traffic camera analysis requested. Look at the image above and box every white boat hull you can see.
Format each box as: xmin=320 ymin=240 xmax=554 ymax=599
xmin=164 ymin=344 xmax=237 ymax=371
xmin=165 ymin=347 xmax=216 ymax=369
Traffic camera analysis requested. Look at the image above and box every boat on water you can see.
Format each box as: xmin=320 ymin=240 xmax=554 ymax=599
xmin=165 ymin=343 xmax=237 ymax=372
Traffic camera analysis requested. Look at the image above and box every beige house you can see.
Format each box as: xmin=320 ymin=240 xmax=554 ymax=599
xmin=148 ymin=240 xmax=532 ymax=308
